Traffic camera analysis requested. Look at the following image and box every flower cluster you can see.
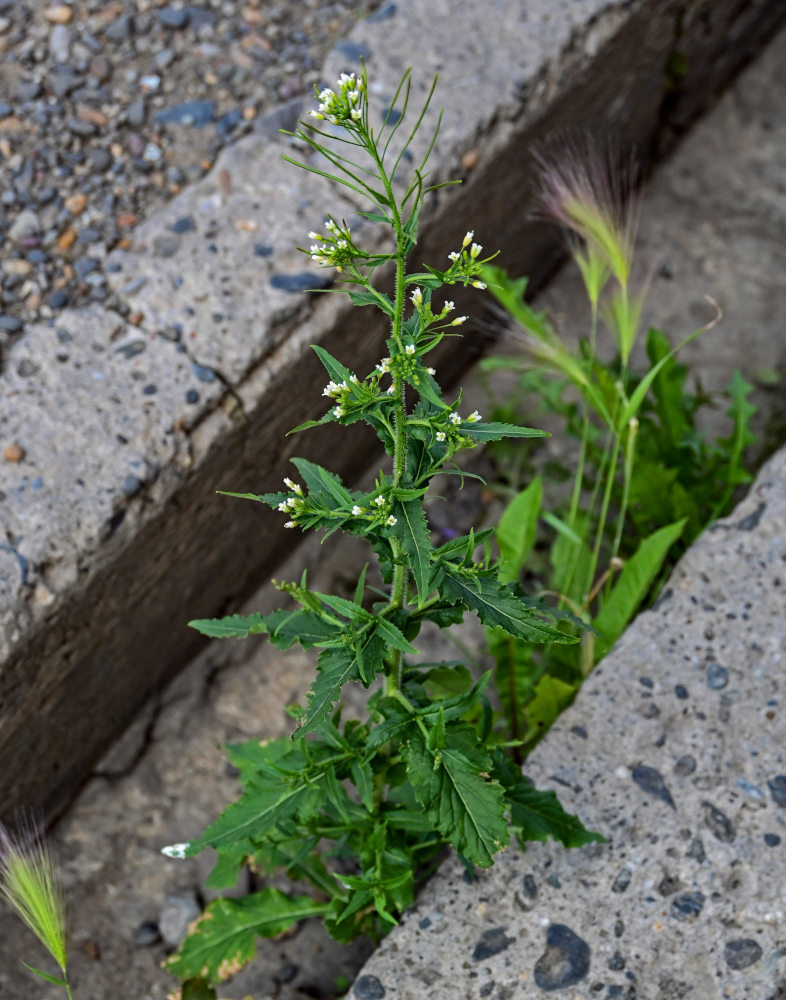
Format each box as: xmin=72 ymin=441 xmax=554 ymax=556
xmin=445 ymin=230 xmax=495 ymax=289
xmin=309 ymin=218 xmax=357 ymax=269
xmin=310 ymin=72 xmax=365 ymax=128
xmin=432 ymin=408 xmax=482 ymax=445
xmin=277 ymin=477 xmax=305 ymax=529
xmin=410 ymin=286 xmax=466 ymax=329
xmin=352 ymin=491 xmax=397 ymax=528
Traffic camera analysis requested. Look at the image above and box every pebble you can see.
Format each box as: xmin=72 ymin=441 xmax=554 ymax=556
xmin=670 ymin=891 xmax=704 ymax=921
xmin=3 ymin=443 xmax=25 ymax=462
xmin=471 ymin=927 xmax=513 ymax=961
xmin=126 ymin=99 xmax=146 ymax=127
xmin=706 ymin=662 xmax=729 ymax=689
xmin=9 ymin=209 xmax=40 ymax=242
xmin=723 ymin=938 xmax=762 ymax=970
xmin=132 ymin=920 xmax=161 ymax=948
xmin=154 ymin=98 xmax=216 ymax=127
xmin=158 ymin=894 xmax=200 ymax=948
xmin=159 ymin=8 xmax=190 ymax=30
xmin=631 ymin=763 xmax=675 ymax=809
xmin=533 ymin=924 xmax=590 ymax=991
xmin=48 ymin=23 xmax=71 ymax=63
xmin=44 ymin=5 xmax=72 ymax=23
xmin=353 ymin=976 xmax=386 ymax=1000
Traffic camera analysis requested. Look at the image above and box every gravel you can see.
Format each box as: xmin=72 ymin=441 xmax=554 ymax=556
xmin=0 ymin=0 xmax=382 ymax=358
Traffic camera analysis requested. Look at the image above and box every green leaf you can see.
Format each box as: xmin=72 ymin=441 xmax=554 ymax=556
xmin=592 ymin=518 xmax=686 ymax=657
xmin=298 ymin=645 xmax=358 ymax=734
xmin=496 ymin=477 xmax=542 ymax=584
xmin=441 ymin=570 xmax=577 ymax=645
xmin=191 ymin=775 xmax=317 ymax=854
xmin=494 ymin=752 xmax=605 ymax=848
xmin=523 ymin=674 xmax=577 ymax=745
xmin=351 ymin=759 xmax=374 ymax=812
xmin=460 ymin=421 xmax=548 ymax=443
xmin=216 ymin=490 xmax=289 ymax=507
xmin=21 ymin=964 xmax=68 ymax=987
xmin=403 ymin=725 xmax=509 ymax=867
xmin=375 ymin=615 xmax=418 ymax=654
xmin=188 ymin=613 xmax=270 ymax=639
xmin=391 ymin=498 xmax=432 ymax=605
xmin=312 ymin=344 xmax=352 ymax=384
xmin=487 ymin=626 xmax=538 ymax=740
xmin=348 ymin=289 xmax=395 ymax=317
xmin=165 ymin=891 xmax=328 ymax=984
xmin=291 ymin=457 xmax=352 ymax=506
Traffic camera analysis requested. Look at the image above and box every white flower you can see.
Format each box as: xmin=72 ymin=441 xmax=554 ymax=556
xmin=467 ymin=410 xmax=482 ymax=423
xmin=326 ymin=219 xmax=339 ymax=234
xmin=308 ymin=231 xmax=321 ymax=240
xmin=309 ymin=110 xmax=325 ymax=120
xmin=376 ymin=357 xmax=391 ymax=374
xmin=410 ymin=287 xmax=423 ymax=307
xmin=386 ymin=383 xmax=396 ymax=394
xmin=333 ymin=406 xmax=344 ymax=418
xmin=448 ymin=251 xmax=460 ymax=262
xmin=286 ymin=497 xmax=298 ymax=509
xmin=427 ymin=367 xmax=436 ymax=375
xmin=284 ymin=478 xmax=302 ymax=494
xmin=443 ymin=300 xmax=454 ymax=313
xmin=337 ymin=239 xmax=348 ymax=249
xmin=352 ymin=505 xmax=364 ymax=516
xmin=470 ymin=242 xmax=482 ymax=258
xmin=284 ymin=521 xmax=296 ymax=529
xmin=404 ymin=344 xmax=415 ymax=355
xmin=351 ymin=108 xmax=362 ymax=121
xmin=374 ymin=495 xmax=386 ymax=506
xmin=349 ymin=374 xmax=359 ymax=384
xmin=436 ymin=431 xmax=446 ymax=442
xmin=161 ymin=843 xmax=189 ymax=860
xmin=386 ymin=515 xmax=397 ymax=526
xmin=451 ymin=316 xmax=468 ymax=326
xmin=322 ymin=380 xmax=340 ymax=397
xmin=449 ymin=412 xmax=462 ymax=425
xmin=277 ymin=501 xmax=289 ymax=512
xmin=462 ymin=230 xmax=474 ymax=247
xmin=472 ymin=281 xmax=487 ymax=289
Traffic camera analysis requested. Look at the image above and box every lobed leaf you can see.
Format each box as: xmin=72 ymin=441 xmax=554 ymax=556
xmin=165 ymin=891 xmax=328 ymax=984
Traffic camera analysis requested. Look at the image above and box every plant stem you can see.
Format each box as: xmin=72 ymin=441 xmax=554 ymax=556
xmin=372 ymin=138 xmax=409 ymax=695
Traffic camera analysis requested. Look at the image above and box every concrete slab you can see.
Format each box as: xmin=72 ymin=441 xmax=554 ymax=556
xmin=1 ymin=0 xmax=784 ymax=821
xmin=350 ymin=443 xmax=786 ymax=1000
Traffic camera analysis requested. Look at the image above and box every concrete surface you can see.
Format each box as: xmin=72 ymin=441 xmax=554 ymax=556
xmin=2 ymin=0 xmax=784 ymax=824
xmin=350 ymin=437 xmax=786 ymax=1000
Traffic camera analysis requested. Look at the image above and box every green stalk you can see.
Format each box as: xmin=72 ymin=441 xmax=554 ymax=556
xmin=585 ymin=430 xmax=621 ymax=610
xmin=370 ymin=138 xmax=410 ymax=695
xmin=611 ymin=417 xmax=638 ymax=565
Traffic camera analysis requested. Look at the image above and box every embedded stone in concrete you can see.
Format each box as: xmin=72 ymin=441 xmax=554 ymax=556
xmin=350 ymin=443 xmax=786 ymax=998
xmin=2 ymin=0 xmax=784 ymax=822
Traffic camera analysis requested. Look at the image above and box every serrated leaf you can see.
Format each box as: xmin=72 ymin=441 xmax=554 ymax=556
xmin=441 ymin=570 xmax=576 ymax=644
xmin=204 ymin=849 xmax=247 ymax=890
xmin=290 ymin=457 xmax=352 ymax=506
xmin=593 ymin=518 xmax=686 ymax=657
xmin=496 ymin=477 xmax=542 ymax=584
xmin=461 ymin=421 xmax=548 ymax=443
xmin=312 ymin=344 xmax=352 ymax=384
xmin=217 ymin=490 xmax=289 ymax=507
xmin=190 ymin=776 xmax=317 ymax=854
xmin=165 ymin=891 xmax=328 ymax=984
xmin=403 ymin=725 xmax=508 ymax=867
xmin=188 ymin=613 xmax=270 ymax=639
xmin=494 ymin=752 xmax=605 ymax=849
xmin=348 ymin=289 xmax=395 ymax=317
xmin=375 ymin=615 xmax=418 ymax=654
xmin=391 ymin=498 xmax=432 ymax=605
xmin=351 ymin=759 xmax=374 ymax=812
